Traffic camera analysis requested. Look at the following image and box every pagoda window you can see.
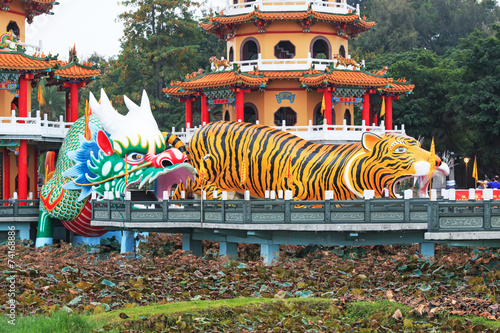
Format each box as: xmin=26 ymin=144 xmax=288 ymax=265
xmin=244 ymin=103 xmax=258 ymax=124
xmin=311 ymin=36 xmax=331 ymax=59
xmin=224 ymin=111 xmax=230 ymax=121
xmin=6 ymin=21 xmax=20 ymax=38
xmin=241 ymin=37 xmax=260 ymax=61
xmin=229 ymin=47 xmax=234 ymax=62
xmin=274 ymin=107 xmax=297 ymax=126
xmin=344 ymin=109 xmax=352 ymax=126
xmin=274 ymin=41 xmax=295 ymax=59
xmin=339 ymin=45 xmax=346 ymax=58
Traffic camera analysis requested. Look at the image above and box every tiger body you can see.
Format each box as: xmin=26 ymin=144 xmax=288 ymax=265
xmin=181 ymin=121 xmax=448 ymax=200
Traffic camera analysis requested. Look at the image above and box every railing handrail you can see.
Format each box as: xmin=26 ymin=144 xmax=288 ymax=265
xmin=0 ymin=110 xmax=70 ymax=139
xmin=224 ymin=0 xmax=357 ymax=15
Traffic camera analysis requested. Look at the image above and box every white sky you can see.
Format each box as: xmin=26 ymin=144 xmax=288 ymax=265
xmin=25 ymin=0 xmax=226 ymax=62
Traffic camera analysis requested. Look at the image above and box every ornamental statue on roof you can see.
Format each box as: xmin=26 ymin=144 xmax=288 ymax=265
xmin=165 ymin=0 xmax=414 ymax=137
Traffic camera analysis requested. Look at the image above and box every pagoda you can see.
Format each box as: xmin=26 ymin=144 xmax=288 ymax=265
xmin=164 ymin=0 xmax=414 ymax=138
xmin=0 ymin=0 xmax=100 ymax=204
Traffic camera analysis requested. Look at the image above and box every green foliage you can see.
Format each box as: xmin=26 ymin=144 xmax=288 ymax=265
xmin=31 ymin=78 xmax=66 ymax=121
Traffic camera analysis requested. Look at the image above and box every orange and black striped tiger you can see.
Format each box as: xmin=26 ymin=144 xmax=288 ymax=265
xmin=173 ymin=121 xmax=449 ymax=200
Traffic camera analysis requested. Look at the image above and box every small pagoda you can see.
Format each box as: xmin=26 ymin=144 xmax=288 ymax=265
xmin=164 ymin=0 xmax=414 ymax=134
xmin=0 ymin=0 xmax=101 ymax=202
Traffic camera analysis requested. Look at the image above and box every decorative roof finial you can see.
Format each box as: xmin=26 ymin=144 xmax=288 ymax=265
xmin=69 ymin=44 xmax=78 ymax=63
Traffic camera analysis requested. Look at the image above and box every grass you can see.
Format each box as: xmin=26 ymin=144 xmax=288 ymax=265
xmin=2 ymin=298 xmax=499 ymax=332
xmin=0 ymin=311 xmax=100 ymax=333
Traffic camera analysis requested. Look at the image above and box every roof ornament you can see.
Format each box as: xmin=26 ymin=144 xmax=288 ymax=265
xmin=0 ymin=30 xmax=19 ymax=51
xmin=209 ymin=56 xmax=231 ymax=72
xmin=69 ymin=44 xmax=78 ymax=63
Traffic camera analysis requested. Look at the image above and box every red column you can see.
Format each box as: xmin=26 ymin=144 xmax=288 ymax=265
xmin=10 ymin=102 xmax=15 ymax=111
xmin=18 ymin=141 xmax=27 ymax=205
xmin=201 ymin=94 xmax=209 ymax=125
xmin=385 ymin=96 xmax=393 ymax=130
xmin=362 ymin=91 xmax=370 ymax=126
xmin=70 ymin=82 xmax=79 ymax=122
xmin=236 ymin=88 xmax=244 ymax=122
xmin=183 ymin=98 xmax=193 ymax=128
xmin=3 ymin=148 xmax=10 ymax=200
xmin=65 ymin=90 xmax=71 ymax=122
xmin=324 ymin=88 xmax=333 ymax=125
xmin=33 ymin=148 xmax=38 ymax=200
xmin=18 ymin=75 xmax=27 ymax=117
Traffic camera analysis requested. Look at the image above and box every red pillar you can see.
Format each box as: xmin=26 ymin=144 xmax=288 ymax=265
xmin=18 ymin=74 xmax=31 ymax=205
xmin=33 ymin=148 xmax=38 ymax=200
xmin=201 ymin=94 xmax=209 ymax=125
xmin=385 ymin=96 xmax=393 ymax=130
xmin=65 ymin=90 xmax=71 ymax=122
xmin=18 ymin=141 xmax=27 ymax=204
xmin=362 ymin=91 xmax=370 ymax=126
xmin=183 ymin=98 xmax=193 ymax=128
xmin=236 ymin=88 xmax=244 ymax=122
xmin=70 ymin=82 xmax=79 ymax=122
xmin=3 ymin=148 xmax=10 ymax=200
xmin=324 ymin=88 xmax=333 ymax=125
xmin=10 ymin=102 xmax=15 ymax=111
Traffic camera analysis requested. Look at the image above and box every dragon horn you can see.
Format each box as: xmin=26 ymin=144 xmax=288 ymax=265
xmin=123 ymin=94 xmax=140 ymax=114
xmin=139 ymin=90 xmax=155 ymax=120
xmin=92 ymin=89 xmax=124 ymax=133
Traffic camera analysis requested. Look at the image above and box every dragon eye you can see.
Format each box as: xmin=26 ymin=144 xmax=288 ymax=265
xmin=126 ymin=153 xmax=145 ymax=164
xmin=394 ymin=147 xmax=407 ymax=153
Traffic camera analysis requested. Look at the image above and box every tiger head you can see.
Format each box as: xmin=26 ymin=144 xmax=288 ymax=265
xmin=344 ymin=132 xmax=449 ymax=198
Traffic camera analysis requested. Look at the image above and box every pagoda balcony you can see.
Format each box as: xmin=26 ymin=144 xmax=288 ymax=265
xmin=0 ymin=110 xmax=70 ymax=142
xmin=231 ymin=53 xmax=363 ymax=72
xmin=224 ymin=0 xmax=358 ymax=16
xmin=171 ymin=120 xmax=405 ymax=145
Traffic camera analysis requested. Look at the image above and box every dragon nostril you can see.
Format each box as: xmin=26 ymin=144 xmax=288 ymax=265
xmin=161 ymin=159 xmax=173 ymax=168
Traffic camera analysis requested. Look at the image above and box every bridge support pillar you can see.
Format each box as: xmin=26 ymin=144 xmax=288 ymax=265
xmin=261 ymin=244 xmax=280 ymax=265
xmin=182 ymin=233 xmax=203 ymax=257
xmin=121 ymin=230 xmax=135 ymax=254
xmin=220 ymin=241 xmax=238 ymax=259
xmin=419 ymin=242 xmax=435 ymax=258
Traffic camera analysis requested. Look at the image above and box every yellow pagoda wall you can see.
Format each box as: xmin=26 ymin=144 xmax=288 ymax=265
xmin=228 ymin=21 xmax=349 ymax=61
xmin=0 ymin=0 xmax=26 ymax=42
xmin=0 ymin=90 xmax=14 ymax=117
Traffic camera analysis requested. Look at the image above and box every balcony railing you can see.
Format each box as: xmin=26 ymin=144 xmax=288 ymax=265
xmin=224 ymin=0 xmax=358 ymax=16
xmin=171 ymin=120 xmax=405 ymax=144
xmin=231 ymin=53 xmax=363 ymax=72
xmin=0 ymin=110 xmax=70 ymax=141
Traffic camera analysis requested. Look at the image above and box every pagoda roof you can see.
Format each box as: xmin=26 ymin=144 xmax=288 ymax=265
xmin=0 ymin=51 xmax=57 ymax=71
xmin=53 ymin=61 xmax=100 ymax=80
xmin=163 ymin=68 xmax=414 ymax=96
xmin=201 ymin=10 xmax=375 ymax=36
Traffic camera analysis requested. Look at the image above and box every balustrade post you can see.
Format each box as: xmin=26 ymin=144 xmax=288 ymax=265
xmin=125 ymin=200 xmax=131 ymax=221
xmin=364 ymin=199 xmax=371 ymax=222
xmin=404 ymin=198 xmax=410 ymax=222
xmin=284 ymin=199 xmax=291 ymax=223
xmin=484 ymin=201 xmax=491 ymax=230
xmin=428 ymin=201 xmax=439 ymax=232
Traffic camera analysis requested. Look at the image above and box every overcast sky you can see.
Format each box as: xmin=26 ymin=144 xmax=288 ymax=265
xmin=25 ymin=0 xmax=225 ymax=61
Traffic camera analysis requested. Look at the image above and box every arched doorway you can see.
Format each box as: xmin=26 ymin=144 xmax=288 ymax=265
xmin=344 ymin=109 xmax=352 ymax=126
xmin=228 ymin=47 xmax=234 ymax=62
xmin=244 ymin=103 xmax=258 ymax=123
xmin=240 ymin=37 xmax=260 ymax=61
xmin=274 ymin=107 xmax=297 ymax=126
xmin=313 ymin=102 xmax=323 ymax=125
xmin=310 ymin=37 xmax=331 ymax=59
xmin=224 ymin=110 xmax=230 ymax=121
xmin=6 ymin=21 xmax=19 ymax=37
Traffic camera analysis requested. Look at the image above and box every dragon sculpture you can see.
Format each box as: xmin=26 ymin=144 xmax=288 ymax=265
xmin=0 ymin=30 xmax=19 ymax=50
xmin=36 ymin=90 xmax=196 ymax=247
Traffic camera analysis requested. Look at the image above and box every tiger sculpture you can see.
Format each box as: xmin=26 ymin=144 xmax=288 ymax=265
xmin=209 ymin=56 xmax=231 ymax=71
xmin=174 ymin=121 xmax=449 ymax=200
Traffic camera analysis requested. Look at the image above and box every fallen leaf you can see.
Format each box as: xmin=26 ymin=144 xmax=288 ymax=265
xmin=392 ymin=309 xmax=403 ymax=321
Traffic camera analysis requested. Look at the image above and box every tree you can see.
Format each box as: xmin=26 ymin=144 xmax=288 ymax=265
xmin=31 ymin=78 xmax=66 ymax=121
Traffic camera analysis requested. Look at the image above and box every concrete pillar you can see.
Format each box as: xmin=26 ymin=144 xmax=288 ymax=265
xmin=261 ymin=244 xmax=280 ymax=265
xmin=121 ymin=230 xmax=135 ymax=254
xmin=72 ymin=235 xmax=100 ymax=246
xmin=182 ymin=233 xmax=203 ymax=256
xmin=220 ymin=241 xmax=238 ymax=259
xmin=135 ymin=231 xmax=149 ymax=250
xmin=419 ymin=242 xmax=435 ymax=258
xmin=17 ymin=223 xmax=30 ymax=240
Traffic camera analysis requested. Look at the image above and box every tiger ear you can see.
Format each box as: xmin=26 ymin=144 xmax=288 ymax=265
xmin=361 ymin=132 xmax=382 ymax=151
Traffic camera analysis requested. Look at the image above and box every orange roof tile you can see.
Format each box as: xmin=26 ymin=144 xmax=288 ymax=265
xmin=164 ymin=69 xmax=413 ymax=96
xmin=174 ymin=71 xmax=268 ymax=90
xmin=54 ymin=61 xmax=101 ymax=80
xmin=202 ymin=10 xmax=375 ymax=32
xmin=0 ymin=51 xmax=57 ymax=71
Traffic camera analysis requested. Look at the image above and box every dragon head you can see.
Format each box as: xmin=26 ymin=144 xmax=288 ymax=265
xmin=63 ymin=89 xmax=196 ymax=201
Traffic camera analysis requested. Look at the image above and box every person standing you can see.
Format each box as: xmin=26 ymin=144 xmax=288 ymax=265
xmin=479 ymin=175 xmax=500 ymax=189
